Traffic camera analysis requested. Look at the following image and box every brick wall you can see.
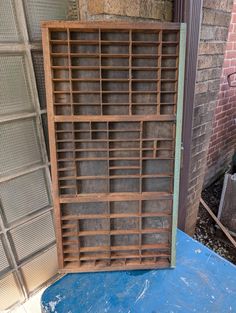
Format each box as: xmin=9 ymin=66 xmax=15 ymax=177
xmin=185 ymin=0 xmax=233 ymax=235
xmin=205 ymin=0 xmax=236 ymax=185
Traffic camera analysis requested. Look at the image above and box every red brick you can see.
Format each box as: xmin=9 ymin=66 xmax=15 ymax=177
xmin=233 ymin=3 xmax=236 ymax=12
xmin=225 ymin=42 xmax=233 ymax=51
xmin=224 ymin=89 xmax=234 ymax=98
xmin=230 ymin=59 xmax=236 ymax=66
xmin=220 ymin=83 xmax=229 ymax=91
xmin=218 ymin=116 xmax=229 ymax=127
xmin=223 ymin=67 xmax=236 ymax=76
xmin=222 ymin=103 xmax=232 ymax=111
xmin=229 ymin=94 xmax=236 ymax=102
xmin=232 ymin=13 xmax=236 ymax=23
xmin=212 ymin=121 xmax=218 ymax=128
xmin=220 ymin=76 xmax=226 ymax=84
xmin=226 ymin=51 xmax=236 ymax=59
xmin=216 ymin=110 xmax=227 ymax=119
xmin=218 ymin=98 xmax=229 ymax=106
xmin=215 ymin=106 xmax=222 ymax=114
xmin=229 ymin=23 xmax=233 ymax=33
xmin=228 ymin=32 xmax=236 ymax=42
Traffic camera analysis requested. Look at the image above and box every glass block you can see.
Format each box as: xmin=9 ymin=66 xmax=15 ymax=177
xmin=0 ymin=118 xmax=42 ymax=176
xmin=0 ymin=169 xmax=50 ymax=224
xmin=0 ymin=55 xmax=34 ymax=116
xmin=0 ymin=1 xmax=21 ymax=42
xmin=21 ymin=246 xmax=58 ymax=293
xmin=32 ymin=52 xmax=46 ymax=109
xmin=23 ymin=0 xmax=68 ymax=41
xmin=10 ymin=212 xmax=55 ymax=261
xmin=0 ymin=236 xmax=10 ymax=273
xmin=0 ymin=273 xmax=22 ymax=310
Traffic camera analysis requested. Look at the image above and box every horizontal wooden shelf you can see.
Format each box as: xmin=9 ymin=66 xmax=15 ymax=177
xmin=59 ymin=192 xmax=173 ymax=203
xmin=52 ymin=66 xmax=177 ymax=70
xmin=50 ymin=39 xmax=178 ymax=44
xmin=56 ymin=138 xmax=173 ymax=142
xmin=53 ymin=78 xmax=175 ymax=82
xmin=61 ymin=261 xmax=170 ymax=273
xmin=62 ymin=227 xmax=170 ymax=237
xmin=57 ymin=147 xmax=172 ymax=153
xmin=54 ymin=115 xmax=176 ymax=122
xmin=61 ymin=211 xmax=171 ymax=221
xmin=51 ymin=53 xmax=178 ymax=59
xmin=58 ymin=174 xmax=173 ymax=181
xmin=62 ymin=243 xmax=170 ymax=251
xmin=57 ymin=157 xmax=174 ymax=162
xmin=64 ymin=252 xmax=170 ymax=262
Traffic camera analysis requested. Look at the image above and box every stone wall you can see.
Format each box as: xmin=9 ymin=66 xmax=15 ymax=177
xmin=205 ymin=0 xmax=236 ymax=185
xmin=77 ymin=0 xmax=173 ymax=21
xmin=185 ymin=0 xmax=233 ymax=235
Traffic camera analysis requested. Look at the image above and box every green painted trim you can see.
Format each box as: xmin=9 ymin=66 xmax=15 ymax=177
xmin=171 ymin=23 xmax=186 ymax=267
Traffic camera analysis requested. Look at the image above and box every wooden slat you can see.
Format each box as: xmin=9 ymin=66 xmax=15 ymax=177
xmin=54 ymin=115 xmax=176 ymax=122
xmin=63 ymin=243 xmax=170 ymax=251
xmin=61 ymin=211 xmax=171 ymax=221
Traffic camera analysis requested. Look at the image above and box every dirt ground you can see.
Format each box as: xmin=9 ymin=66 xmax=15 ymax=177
xmin=194 ymin=177 xmax=236 ymax=265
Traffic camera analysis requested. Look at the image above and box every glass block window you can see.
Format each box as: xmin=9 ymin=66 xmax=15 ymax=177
xmin=0 ymin=169 xmax=50 ymax=225
xmin=23 ymin=0 xmax=68 ymax=41
xmin=0 ymin=118 xmax=42 ymax=176
xmin=0 ymin=55 xmax=34 ymax=116
xmin=0 ymin=1 xmax=21 ymax=42
xmin=0 ymin=0 xmax=72 ymax=309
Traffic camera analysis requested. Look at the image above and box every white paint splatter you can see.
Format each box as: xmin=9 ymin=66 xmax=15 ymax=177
xmin=135 ymin=279 xmax=150 ymax=303
xmin=180 ymin=277 xmax=190 ymax=287
xmin=195 ymin=249 xmax=201 ymax=254
xmin=48 ymin=295 xmax=65 ymax=312
xmin=48 ymin=301 xmax=57 ymax=312
xmin=226 ymin=287 xmax=232 ymax=294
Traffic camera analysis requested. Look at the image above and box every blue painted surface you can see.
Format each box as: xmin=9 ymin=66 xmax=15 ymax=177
xmin=41 ymin=230 xmax=236 ymax=313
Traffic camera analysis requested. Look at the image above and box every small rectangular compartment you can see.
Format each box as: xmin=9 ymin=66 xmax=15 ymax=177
xmin=71 ymin=56 xmax=99 ymax=67
xmin=77 ymin=179 xmax=108 ymax=194
xmin=101 ymin=31 xmax=129 ymax=41
xmin=70 ymin=30 xmax=99 ymax=41
xmin=132 ymin=31 xmax=159 ymax=42
xmin=111 ymin=217 xmax=139 ymax=231
xmin=101 ymin=45 xmax=129 ymax=55
xmin=142 ymin=177 xmax=172 ymax=193
xmin=142 ymin=199 xmax=172 ymax=214
xmin=110 ymin=178 xmax=140 ymax=193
